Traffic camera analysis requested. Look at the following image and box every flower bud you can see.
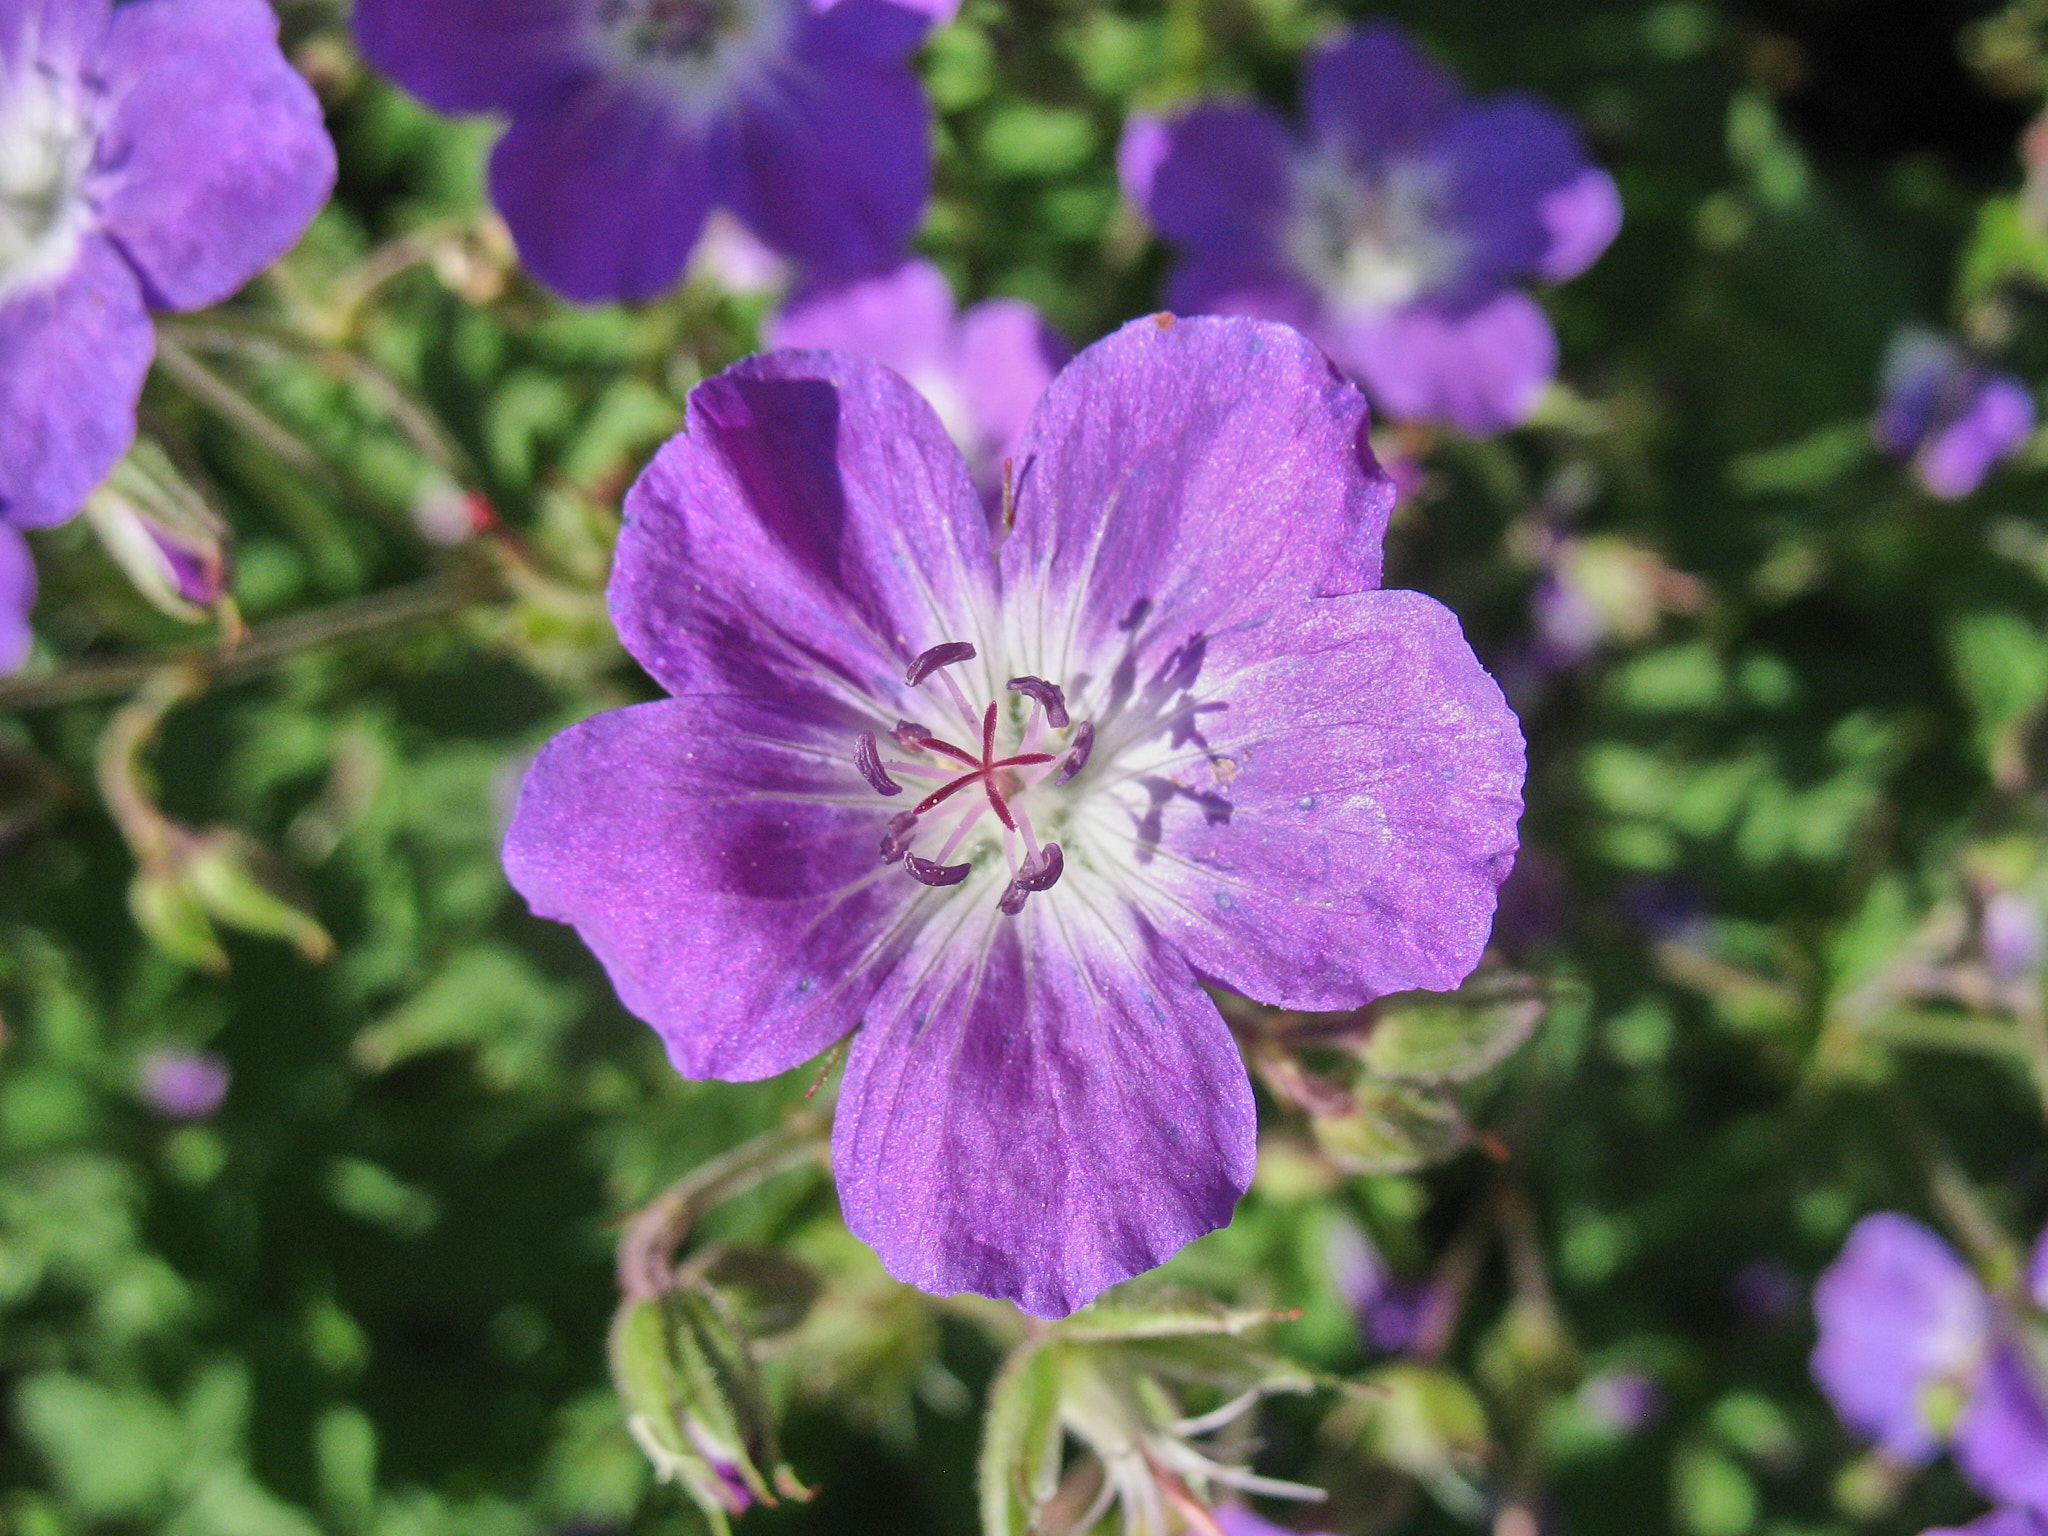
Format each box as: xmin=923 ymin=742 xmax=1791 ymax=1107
xmin=980 ymin=1294 xmax=1323 ymax=1536
xmin=84 ymin=441 xmax=231 ymax=622
xmin=609 ymin=1285 xmax=806 ymax=1535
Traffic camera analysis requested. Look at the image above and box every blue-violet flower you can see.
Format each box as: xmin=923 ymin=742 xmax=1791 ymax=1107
xmin=353 ymin=0 xmax=955 ymax=304
xmin=1873 ymin=330 xmax=2035 ymax=500
xmin=0 ymin=524 xmax=32 ymax=675
xmin=1119 ymin=21 xmax=1620 ymax=435
xmin=503 ymin=315 xmax=1526 ymax=1317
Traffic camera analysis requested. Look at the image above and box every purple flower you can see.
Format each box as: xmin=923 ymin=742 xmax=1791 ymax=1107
xmin=1 ymin=0 xmax=335 ymax=531
xmin=1122 ymin=22 xmax=1620 ymax=434
xmin=353 ymin=0 xmax=953 ymax=305
xmin=1215 ymin=1505 xmax=1337 ymax=1536
xmin=0 ymin=525 xmax=33 ymax=675
xmin=1927 ymin=1511 xmax=2048 ymax=1536
xmin=1873 ymin=330 xmax=2035 ymax=500
xmin=137 ymin=1048 xmax=231 ymax=1120
xmin=1983 ymin=891 xmax=2045 ymax=984
xmin=1581 ymin=1369 xmax=1663 ymax=1434
xmin=1813 ymin=1213 xmax=1992 ymax=1464
xmin=503 ymin=315 xmax=1525 ymax=1317
xmin=766 ymin=259 xmax=1067 ymax=514
xmin=1814 ymin=1213 xmax=2048 ymax=1513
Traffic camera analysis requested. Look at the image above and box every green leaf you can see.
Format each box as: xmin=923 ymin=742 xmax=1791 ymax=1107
xmin=1312 ymin=1083 xmax=1469 ymax=1174
xmin=1359 ymin=975 xmax=1547 ymax=1085
xmin=976 ymin=1340 xmax=1065 ymax=1536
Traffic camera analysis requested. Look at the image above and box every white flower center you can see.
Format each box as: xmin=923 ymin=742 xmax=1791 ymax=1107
xmin=0 ymin=63 xmax=95 ymax=302
xmin=591 ymin=0 xmax=793 ymax=120
xmin=1284 ymin=151 xmax=1464 ymax=317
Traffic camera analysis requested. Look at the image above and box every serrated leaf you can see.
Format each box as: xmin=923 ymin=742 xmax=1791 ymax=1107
xmin=1313 ymin=1084 xmax=1469 ymax=1174
xmin=1360 ymin=977 xmax=1546 ymax=1085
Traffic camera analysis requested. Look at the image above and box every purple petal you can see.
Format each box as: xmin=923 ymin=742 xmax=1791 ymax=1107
xmin=137 ymin=1048 xmax=230 ymax=1120
xmin=2029 ymin=1226 xmax=2048 ymax=1310
xmin=1302 ymin=21 xmax=1463 ymax=166
xmin=95 ymin=0 xmax=336 ymax=312
xmin=1811 ymin=1213 xmax=1990 ymax=1465
xmin=805 ymin=0 xmax=952 ymax=60
xmin=611 ymin=349 xmax=994 ymax=708
xmin=1923 ymin=1512 xmax=2048 ymax=1536
xmin=1438 ymin=96 xmax=1605 ymax=295
xmin=0 ymin=0 xmax=109 ymax=59
xmin=833 ymin=904 xmax=1255 ymax=1317
xmin=1143 ymin=104 xmax=1296 ymax=250
xmin=0 ymin=236 xmax=151 ymax=530
xmin=955 ymin=296 xmax=1066 ymax=469
xmin=0 ymin=524 xmax=34 ymax=675
xmin=503 ymin=699 xmax=914 ymax=1080
xmin=351 ymin=0 xmax=591 ymax=114
xmin=1138 ymin=590 xmax=1524 ymax=1010
xmin=1329 ymin=289 xmax=1558 ymax=433
xmin=1216 ymin=1507 xmax=1338 ymax=1536
xmin=766 ymin=259 xmax=955 ymax=381
xmin=489 ymin=80 xmax=713 ymax=304
xmin=1163 ymin=247 xmax=1321 ymax=331
xmin=1117 ymin=111 xmax=1172 ymax=206
xmin=1957 ymin=1345 xmax=2048 ymax=1514
xmin=714 ymin=32 xmax=930 ymax=280
xmin=1000 ymin=315 xmax=1393 ymax=680
xmin=1538 ymin=167 xmax=1623 ymax=281
xmin=1918 ymin=375 xmax=2035 ymax=500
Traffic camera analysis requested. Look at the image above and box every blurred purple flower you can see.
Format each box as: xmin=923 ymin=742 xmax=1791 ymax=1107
xmin=1814 ymin=1213 xmax=2048 ymax=1513
xmin=1926 ymin=1512 xmax=2048 ymax=1536
xmin=1326 ymin=1215 xmax=1437 ymax=1352
xmin=502 ymin=316 xmax=1525 ymax=1317
xmin=0 ymin=526 xmax=33 ymax=675
xmin=1215 ymin=1504 xmax=1337 ymax=1536
xmin=1581 ymin=1369 xmax=1663 ymax=1434
xmin=1122 ymin=21 xmax=1620 ymax=434
xmin=1530 ymin=571 xmax=1604 ymax=669
xmin=138 ymin=1048 xmax=230 ymax=1120
xmin=353 ymin=0 xmax=954 ymax=304
xmin=767 ymin=259 xmax=1067 ymax=515
xmin=0 ymin=0 xmax=336 ymax=531
xmin=1873 ymin=331 xmax=2034 ymax=500
xmin=1983 ymin=891 xmax=2044 ymax=984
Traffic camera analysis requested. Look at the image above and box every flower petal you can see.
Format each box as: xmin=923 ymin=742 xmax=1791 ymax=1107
xmin=1302 ymin=22 xmax=1463 ymax=166
xmin=954 ymin=296 xmax=1066 ymax=469
xmin=611 ymin=349 xmax=994 ymax=711
xmin=0 ymin=524 xmax=34 ymax=675
xmin=1956 ymin=1345 xmax=2048 ymax=1515
xmin=503 ymin=698 xmax=915 ymax=1080
xmin=0 ymin=236 xmax=151 ymax=530
xmin=1437 ymin=95 xmax=1605 ymax=295
xmin=0 ymin=0 xmax=108 ymax=64
xmin=766 ymin=258 xmax=956 ymax=381
xmin=833 ymin=900 xmax=1255 ymax=1317
xmin=806 ymin=0 xmax=952 ymax=60
xmin=1923 ymin=1512 xmax=2048 ymax=1536
xmin=489 ymin=79 xmax=713 ymax=304
xmin=351 ymin=0 xmax=591 ymax=114
xmin=1330 ymin=289 xmax=1558 ymax=433
xmin=1538 ymin=166 xmax=1622 ymax=282
xmin=715 ymin=36 xmax=930 ymax=280
xmin=1163 ymin=247 xmax=1320 ymax=332
xmin=1001 ymin=315 xmax=1392 ymax=688
xmin=95 ymin=0 xmax=336 ymax=312
xmin=1112 ymin=589 xmax=1523 ymax=1010
xmin=1811 ymin=1213 xmax=1990 ymax=1465
xmin=1918 ymin=376 xmax=2035 ymax=500
xmin=1141 ymin=104 xmax=1296 ymax=251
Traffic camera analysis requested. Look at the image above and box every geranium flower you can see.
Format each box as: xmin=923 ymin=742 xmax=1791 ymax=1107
xmin=1873 ymin=330 xmax=2035 ymax=500
xmin=1813 ymin=1213 xmax=2048 ymax=1511
xmin=1928 ymin=1511 xmax=2048 ymax=1536
xmin=0 ymin=525 xmax=32 ymax=675
xmin=354 ymin=0 xmax=956 ymax=305
xmin=503 ymin=315 xmax=1525 ymax=1316
xmin=137 ymin=1048 xmax=231 ymax=1121
xmin=0 ymin=0 xmax=335 ymax=530
xmin=767 ymin=258 xmax=1067 ymax=516
xmin=1119 ymin=21 xmax=1619 ymax=434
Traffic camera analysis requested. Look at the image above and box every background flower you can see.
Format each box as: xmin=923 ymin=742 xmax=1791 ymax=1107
xmin=0 ymin=0 xmax=335 ymax=531
xmin=1873 ymin=328 xmax=2036 ymax=499
xmin=1122 ymin=20 xmax=1619 ymax=434
xmin=353 ymin=0 xmax=954 ymax=304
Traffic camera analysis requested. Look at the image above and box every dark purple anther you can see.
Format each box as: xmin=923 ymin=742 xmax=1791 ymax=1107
xmin=907 ymin=641 xmax=977 ymax=687
xmin=879 ymin=811 xmax=920 ymax=864
xmin=999 ymin=844 xmax=1065 ymax=917
xmin=855 ymin=732 xmax=902 ymax=796
xmin=906 ymin=853 xmax=972 ymax=887
xmin=1055 ymin=721 xmax=1096 ymax=786
xmin=1006 ymin=676 xmax=1070 ymax=728
xmin=892 ymin=719 xmax=931 ymax=752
